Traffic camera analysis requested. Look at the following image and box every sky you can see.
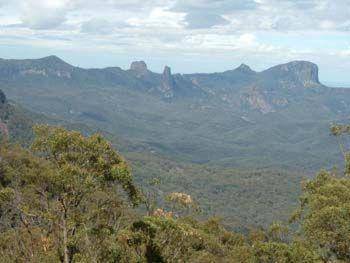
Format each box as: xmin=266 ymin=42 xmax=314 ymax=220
xmin=0 ymin=0 xmax=349 ymax=86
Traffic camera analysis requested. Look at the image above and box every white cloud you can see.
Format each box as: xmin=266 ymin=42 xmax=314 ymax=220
xmin=0 ymin=0 xmax=349 ymax=83
xmin=337 ymin=48 xmax=350 ymax=57
xmin=80 ymin=18 xmax=119 ymax=34
xmin=171 ymin=0 xmax=257 ymax=29
xmin=127 ymin=7 xmax=185 ymax=28
xmin=19 ymin=0 xmax=75 ymax=29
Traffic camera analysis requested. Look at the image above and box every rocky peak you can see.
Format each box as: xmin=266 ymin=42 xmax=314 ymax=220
xmin=16 ymin=56 xmax=74 ymax=78
xmin=39 ymin=55 xmax=73 ymax=69
xmin=42 ymin=55 xmax=64 ymax=63
xmin=130 ymin=61 xmax=148 ymax=76
xmin=0 ymin=89 xmax=6 ymax=104
xmin=163 ymin=66 xmax=172 ymax=79
xmin=160 ymin=66 xmax=175 ymax=97
xmin=236 ymin=63 xmax=255 ymax=73
xmin=267 ymin=61 xmax=320 ymax=87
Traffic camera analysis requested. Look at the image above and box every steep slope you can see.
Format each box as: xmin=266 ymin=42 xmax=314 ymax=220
xmin=185 ymin=61 xmax=326 ymax=114
xmin=0 ymin=88 xmax=306 ymax=229
xmin=0 ymin=56 xmax=347 ymax=171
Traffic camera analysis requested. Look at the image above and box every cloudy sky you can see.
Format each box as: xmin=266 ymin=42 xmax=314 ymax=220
xmin=0 ymin=0 xmax=349 ymax=85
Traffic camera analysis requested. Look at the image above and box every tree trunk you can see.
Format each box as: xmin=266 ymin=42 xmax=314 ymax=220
xmin=61 ymin=200 xmax=69 ymax=263
xmin=62 ymin=214 xmax=69 ymax=263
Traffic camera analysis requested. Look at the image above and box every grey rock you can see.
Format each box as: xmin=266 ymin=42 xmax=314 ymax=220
xmin=130 ymin=61 xmax=148 ymax=76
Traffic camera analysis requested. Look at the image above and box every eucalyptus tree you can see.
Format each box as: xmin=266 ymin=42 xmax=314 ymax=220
xmin=0 ymin=125 xmax=141 ymax=262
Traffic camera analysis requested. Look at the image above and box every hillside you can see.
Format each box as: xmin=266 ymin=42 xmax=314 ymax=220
xmin=0 ymin=88 xmax=305 ymax=229
xmin=0 ymin=56 xmax=347 ymax=171
xmin=1 ymin=123 xmax=347 ymax=262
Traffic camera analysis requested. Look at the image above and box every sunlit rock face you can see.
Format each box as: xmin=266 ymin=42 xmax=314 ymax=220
xmin=130 ymin=61 xmax=149 ymax=77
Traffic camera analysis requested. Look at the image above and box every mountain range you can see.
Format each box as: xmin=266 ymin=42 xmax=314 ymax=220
xmin=0 ymin=55 xmax=348 ymax=171
xmin=1 ymin=55 xmax=349 ymax=228
xmin=0 ymin=87 xmax=306 ymax=230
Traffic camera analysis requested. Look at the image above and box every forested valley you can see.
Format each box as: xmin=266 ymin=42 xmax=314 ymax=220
xmin=1 ymin=122 xmax=350 ymax=262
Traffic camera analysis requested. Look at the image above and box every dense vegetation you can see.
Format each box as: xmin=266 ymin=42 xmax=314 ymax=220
xmin=130 ymin=153 xmax=305 ymax=231
xmin=0 ymin=88 xmax=305 ymax=229
xmin=1 ymin=56 xmax=349 ymax=232
xmin=0 ymin=95 xmax=34 ymax=145
xmin=1 ymin=124 xmax=350 ymax=262
xmin=1 ymin=56 xmax=348 ymax=171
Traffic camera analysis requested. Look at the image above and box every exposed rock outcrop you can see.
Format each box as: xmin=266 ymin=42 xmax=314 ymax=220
xmin=265 ymin=61 xmax=320 ymax=88
xmin=243 ymin=87 xmax=274 ymax=114
xmin=130 ymin=61 xmax=148 ymax=77
xmin=160 ymin=66 xmax=175 ymax=98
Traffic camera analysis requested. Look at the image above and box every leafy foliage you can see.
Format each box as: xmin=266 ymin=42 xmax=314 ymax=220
xmin=0 ymin=89 xmax=305 ymax=229
xmin=295 ymin=171 xmax=350 ymax=261
xmin=2 ymin=123 xmax=350 ymax=262
xmin=0 ymin=126 xmax=140 ymax=262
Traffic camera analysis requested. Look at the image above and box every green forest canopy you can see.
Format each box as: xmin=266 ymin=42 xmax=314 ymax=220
xmin=0 ymin=124 xmax=350 ymax=262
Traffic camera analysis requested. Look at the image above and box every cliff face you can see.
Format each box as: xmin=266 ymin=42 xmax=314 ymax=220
xmin=280 ymin=61 xmax=320 ymax=85
xmin=0 ymin=55 xmax=74 ymax=80
xmin=0 ymin=56 xmax=350 ymax=171
xmin=130 ymin=61 xmax=149 ymax=77
xmin=160 ymin=66 xmax=175 ymax=98
xmin=262 ymin=61 xmax=321 ymax=88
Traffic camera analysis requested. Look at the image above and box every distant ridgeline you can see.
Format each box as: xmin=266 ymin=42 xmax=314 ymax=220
xmin=0 ymin=66 xmax=338 ymax=230
xmin=0 ymin=56 xmax=347 ymax=171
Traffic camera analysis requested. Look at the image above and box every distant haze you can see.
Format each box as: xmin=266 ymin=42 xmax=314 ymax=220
xmin=0 ymin=55 xmax=348 ymax=171
xmin=0 ymin=1 xmax=349 ymax=84
xmin=322 ymin=81 xmax=350 ymax=88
